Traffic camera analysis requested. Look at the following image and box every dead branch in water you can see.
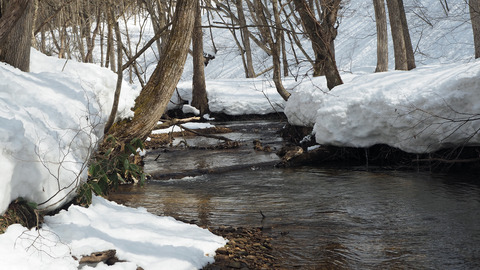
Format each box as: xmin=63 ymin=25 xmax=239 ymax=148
xmin=154 ymin=117 xmax=201 ymax=129
xmin=179 ymin=124 xmax=232 ymax=141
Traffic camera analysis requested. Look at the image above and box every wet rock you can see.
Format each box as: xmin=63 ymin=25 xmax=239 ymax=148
xmin=228 ymin=261 xmax=242 ymax=268
xmin=253 ymin=139 xmax=272 ymax=152
xmin=277 ymin=145 xmax=303 ymax=162
xmin=216 ymin=247 xmax=229 ymax=255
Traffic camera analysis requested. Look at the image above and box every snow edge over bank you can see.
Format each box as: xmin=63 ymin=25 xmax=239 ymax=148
xmin=285 ymin=61 xmax=480 ymax=154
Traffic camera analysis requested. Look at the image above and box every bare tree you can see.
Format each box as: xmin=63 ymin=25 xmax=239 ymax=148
xmin=469 ymin=0 xmax=480 ymax=58
xmin=0 ymin=0 xmax=34 ymax=72
xmin=252 ymin=0 xmax=291 ymax=101
xmin=104 ymin=4 xmax=125 ymax=134
xmin=292 ymin=0 xmax=343 ymax=90
xmin=373 ymin=0 xmax=388 ymax=72
xmin=192 ymin=0 xmax=209 ymax=115
xmin=235 ymin=0 xmax=255 ymax=78
xmin=398 ymin=0 xmax=415 ymax=70
xmin=107 ymin=0 xmax=197 ymax=144
xmin=386 ymin=0 xmax=415 ymax=70
xmin=0 ymin=0 xmax=29 ymax=46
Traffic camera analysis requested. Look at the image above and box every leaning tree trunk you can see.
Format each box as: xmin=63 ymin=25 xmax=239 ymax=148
xmin=0 ymin=0 xmax=33 ymax=72
xmin=373 ymin=0 xmax=388 ymax=72
xmin=107 ymin=0 xmax=197 ymax=143
xmin=191 ymin=0 xmax=209 ymax=115
xmin=470 ymin=0 xmax=480 ymax=58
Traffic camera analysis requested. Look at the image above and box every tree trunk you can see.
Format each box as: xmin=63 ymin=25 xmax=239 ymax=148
xmin=373 ymin=0 xmax=388 ymax=72
xmin=191 ymin=0 xmax=209 ymax=115
xmin=85 ymin=10 xmax=101 ymax=63
xmin=292 ymin=0 xmax=343 ymax=90
xmin=470 ymin=0 xmax=480 ymax=58
xmin=106 ymin=10 xmax=115 ymax=71
xmin=281 ymin=32 xmax=289 ymax=77
xmin=0 ymin=0 xmax=29 ymax=47
xmin=386 ymin=0 xmax=415 ymax=70
xmin=253 ymin=0 xmax=290 ymax=101
xmin=272 ymin=0 xmax=291 ymax=100
xmin=104 ymin=16 xmax=123 ymax=134
xmin=235 ymin=0 xmax=255 ymax=78
xmin=397 ymin=0 xmax=415 ymax=70
xmin=107 ymin=0 xmax=197 ymax=143
xmin=0 ymin=0 xmax=33 ymax=72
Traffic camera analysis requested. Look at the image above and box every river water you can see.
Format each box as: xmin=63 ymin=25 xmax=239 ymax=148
xmin=109 ymin=121 xmax=480 ymax=269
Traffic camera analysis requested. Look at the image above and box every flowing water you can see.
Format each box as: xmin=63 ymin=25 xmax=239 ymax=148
xmin=109 ymin=121 xmax=480 ymax=269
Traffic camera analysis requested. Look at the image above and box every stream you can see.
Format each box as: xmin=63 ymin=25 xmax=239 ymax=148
xmin=109 ymin=120 xmax=480 ymax=269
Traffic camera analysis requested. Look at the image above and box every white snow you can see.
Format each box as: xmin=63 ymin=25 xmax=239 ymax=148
xmin=0 ymin=49 xmax=224 ymax=270
xmin=152 ymin=122 xmax=216 ymax=135
xmin=175 ymin=79 xmax=286 ymax=115
xmin=0 ymin=196 xmax=226 ymax=270
xmin=285 ymin=63 xmax=480 ymax=153
xmin=182 ymin=104 xmax=200 ymax=116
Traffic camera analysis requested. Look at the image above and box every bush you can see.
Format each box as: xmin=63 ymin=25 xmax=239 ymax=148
xmin=76 ymin=136 xmax=146 ymax=206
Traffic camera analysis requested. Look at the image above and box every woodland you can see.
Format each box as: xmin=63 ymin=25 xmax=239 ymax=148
xmin=0 ymin=0 xmax=480 ymax=269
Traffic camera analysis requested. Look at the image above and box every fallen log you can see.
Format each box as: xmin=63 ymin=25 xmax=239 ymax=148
xmin=154 ymin=117 xmax=201 ymax=129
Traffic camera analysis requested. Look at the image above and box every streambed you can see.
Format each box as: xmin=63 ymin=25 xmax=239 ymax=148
xmin=109 ymin=120 xmax=480 ymax=269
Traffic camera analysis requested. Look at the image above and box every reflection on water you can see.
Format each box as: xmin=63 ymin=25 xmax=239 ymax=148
xmin=109 ymin=167 xmax=480 ymax=269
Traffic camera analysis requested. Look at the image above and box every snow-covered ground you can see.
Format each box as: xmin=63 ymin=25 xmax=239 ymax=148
xmin=0 ymin=196 xmax=226 ymax=270
xmin=1 ymin=0 xmax=480 ymax=269
xmin=0 ymin=50 xmax=226 ymax=269
xmin=286 ymin=62 xmax=480 ymax=153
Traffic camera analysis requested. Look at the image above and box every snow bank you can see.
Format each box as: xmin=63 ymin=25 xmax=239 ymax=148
xmin=285 ymin=62 xmax=480 ymax=153
xmin=175 ymin=79 xmax=286 ymax=115
xmin=30 ymin=49 xmax=137 ymax=120
xmin=0 ymin=196 xmax=226 ymax=270
xmin=0 ymin=50 xmax=137 ymax=214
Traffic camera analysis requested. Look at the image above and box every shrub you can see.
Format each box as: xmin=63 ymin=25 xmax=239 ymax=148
xmin=76 ymin=136 xmax=146 ymax=206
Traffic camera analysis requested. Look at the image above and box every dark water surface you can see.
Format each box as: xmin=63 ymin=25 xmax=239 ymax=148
xmin=110 ymin=168 xmax=480 ymax=269
xmin=109 ymin=121 xmax=480 ymax=269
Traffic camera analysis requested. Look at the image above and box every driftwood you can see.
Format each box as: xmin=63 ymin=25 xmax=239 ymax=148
xmin=154 ymin=117 xmax=201 ymax=130
xmin=76 ymin=249 xmax=144 ymax=269
xmin=152 ymin=116 xmax=232 ymax=141
xmin=178 ymin=124 xmax=232 ymax=141
xmin=78 ymin=249 xmax=117 ymax=264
